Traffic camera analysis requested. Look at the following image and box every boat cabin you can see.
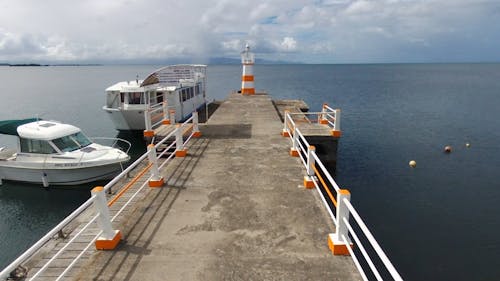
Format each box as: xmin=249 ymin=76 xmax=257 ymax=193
xmin=103 ymin=65 xmax=207 ymax=130
xmin=16 ymin=120 xmax=93 ymax=155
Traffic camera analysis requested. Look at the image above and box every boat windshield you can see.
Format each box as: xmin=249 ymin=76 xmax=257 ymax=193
xmin=52 ymin=132 xmax=92 ymax=152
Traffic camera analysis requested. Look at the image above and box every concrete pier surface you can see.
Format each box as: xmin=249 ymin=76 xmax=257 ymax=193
xmin=74 ymin=93 xmax=361 ymax=280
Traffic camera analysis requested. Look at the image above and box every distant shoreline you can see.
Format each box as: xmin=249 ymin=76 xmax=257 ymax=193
xmin=0 ymin=63 xmax=102 ymax=67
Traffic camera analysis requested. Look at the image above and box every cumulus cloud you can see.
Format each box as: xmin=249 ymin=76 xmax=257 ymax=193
xmin=280 ymin=37 xmax=298 ymax=51
xmin=0 ymin=0 xmax=499 ymax=63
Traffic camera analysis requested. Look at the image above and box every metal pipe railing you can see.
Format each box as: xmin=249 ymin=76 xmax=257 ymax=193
xmin=1 ymin=111 xmax=202 ymax=281
xmin=0 ymin=198 xmax=94 ymax=279
xmin=344 ymin=199 xmax=403 ymax=280
xmin=282 ymin=109 xmax=402 ymax=280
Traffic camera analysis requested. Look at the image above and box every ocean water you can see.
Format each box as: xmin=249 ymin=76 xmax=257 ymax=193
xmin=1 ymin=64 xmax=499 ymax=280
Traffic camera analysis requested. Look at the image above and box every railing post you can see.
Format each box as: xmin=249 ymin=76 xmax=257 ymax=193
xmin=332 ymin=109 xmax=342 ymax=137
xmin=91 ymin=186 xmax=121 ymax=250
xmin=193 ymin=111 xmax=202 ymax=137
xmin=169 ymin=109 xmax=176 ymax=125
xmin=143 ymin=108 xmax=154 ymax=138
xmin=147 ymin=144 xmax=164 ymax=187
xmin=282 ymin=110 xmax=291 ymax=137
xmin=290 ymin=128 xmax=299 ymax=157
xmin=162 ymin=101 xmax=170 ymax=125
xmin=319 ymin=103 xmax=328 ymax=124
xmin=304 ymin=145 xmax=316 ymax=189
xmin=175 ymin=124 xmax=187 ymax=157
xmin=328 ymin=189 xmax=353 ymax=255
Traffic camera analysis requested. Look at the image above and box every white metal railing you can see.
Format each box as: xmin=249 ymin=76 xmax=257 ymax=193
xmin=144 ymin=101 xmax=176 ymax=134
xmin=0 ymin=111 xmax=202 ymax=281
xmin=282 ymin=103 xmax=341 ymax=139
xmin=90 ymin=137 xmax=132 ymax=154
xmin=282 ymin=109 xmax=403 ymax=281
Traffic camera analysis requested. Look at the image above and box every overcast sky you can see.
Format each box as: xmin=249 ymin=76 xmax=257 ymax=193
xmin=1 ymin=0 xmax=499 ymax=64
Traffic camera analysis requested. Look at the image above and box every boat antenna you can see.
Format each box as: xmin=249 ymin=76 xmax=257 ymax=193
xmin=136 ymin=74 xmax=139 ymax=84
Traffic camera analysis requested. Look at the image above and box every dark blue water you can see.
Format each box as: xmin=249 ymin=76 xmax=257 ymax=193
xmin=1 ymin=64 xmax=499 ymax=280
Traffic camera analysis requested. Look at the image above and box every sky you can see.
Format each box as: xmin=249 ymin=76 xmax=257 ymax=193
xmin=1 ymin=0 xmax=500 ymax=64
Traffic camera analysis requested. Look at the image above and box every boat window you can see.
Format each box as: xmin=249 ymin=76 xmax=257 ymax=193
xmin=195 ymin=85 xmax=200 ymax=96
xmin=128 ymin=92 xmax=144 ymax=104
xmin=52 ymin=132 xmax=92 ymax=152
xmin=107 ymin=92 xmax=120 ymax=108
xmin=52 ymin=136 xmax=81 ymax=152
xmin=156 ymin=92 xmax=164 ymax=103
xmin=188 ymin=88 xmax=193 ymax=99
xmin=181 ymin=90 xmax=187 ymax=102
xmin=20 ymin=138 xmax=56 ymax=154
xmin=72 ymin=132 xmax=92 ymax=147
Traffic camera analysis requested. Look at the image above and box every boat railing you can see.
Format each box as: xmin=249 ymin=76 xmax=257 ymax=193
xmin=89 ymin=137 xmax=132 ymax=154
xmin=282 ymin=109 xmax=403 ymax=281
xmin=0 ymin=112 xmax=202 ymax=281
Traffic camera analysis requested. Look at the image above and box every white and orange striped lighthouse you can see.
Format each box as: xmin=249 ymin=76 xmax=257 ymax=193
xmin=240 ymin=43 xmax=255 ymax=95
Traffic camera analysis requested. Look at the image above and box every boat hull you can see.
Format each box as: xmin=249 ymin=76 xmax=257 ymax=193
xmin=103 ymin=103 xmax=206 ymax=131
xmin=0 ymin=163 xmax=125 ymax=186
xmin=103 ymin=107 xmax=147 ymax=130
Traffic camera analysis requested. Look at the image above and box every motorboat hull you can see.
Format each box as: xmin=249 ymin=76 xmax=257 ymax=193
xmin=0 ymin=162 xmax=125 ymax=185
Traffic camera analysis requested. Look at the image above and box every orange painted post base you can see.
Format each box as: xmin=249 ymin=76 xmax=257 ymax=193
xmin=241 ymin=88 xmax=255 ymax=95
xmin=148 ymin=177 xmax=164 ymax=188
xmin=332 ymin=130 xmax=342 ymax=137
xmin=290 ymin=148 xmax=299 ymax=157
xmin=319 ymin=119 xmax=328 ymax=125
xmin=327 ymin=233 xmax=353 ymax=256
xmin=143 ymin=130 xmax=155 ymax=138
xmin=95 ymin=230 xmax=122 ymax=250
xmin=193 ymin=131 xmax=202 ymax=138
xmin=175 ymin=149 xmax=187 ymax=157
xmin=281 ymin=130 xmax=290 ymax=137
xmin=303 ymin=176 xmax=315 ymax=189
xmin=162 ymin=120 xmax=171 ymax=125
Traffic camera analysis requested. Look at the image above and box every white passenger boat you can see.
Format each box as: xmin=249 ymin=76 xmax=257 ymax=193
xmin=103 ymin=64 xmax=207 ymax=131
xmin=0 ymin=119 xmax=130 ymax=186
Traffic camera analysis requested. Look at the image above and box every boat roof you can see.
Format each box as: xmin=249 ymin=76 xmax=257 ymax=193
xmin=141 ymin=64 xmax=207 ymax=87
xmin=0 ymin=118 xmax=40 ymax=136
xmin=17 ymin=120 xmax=81 ymax=141
xmin=106 ymin=80 xmax=144 ymax=92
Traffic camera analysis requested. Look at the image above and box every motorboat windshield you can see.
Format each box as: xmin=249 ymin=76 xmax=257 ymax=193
xmin=52 ymin=132 xmax=92 ymax=152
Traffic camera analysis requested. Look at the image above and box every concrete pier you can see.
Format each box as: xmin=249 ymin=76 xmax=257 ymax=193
xmin=15 ymin=93 xmax=360 ymax=280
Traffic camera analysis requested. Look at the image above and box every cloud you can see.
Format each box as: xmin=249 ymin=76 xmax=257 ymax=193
xmin=1 ymin=0 xmax=500 ymax=63
xmin=279 ymin=37 xmax=298 ymax=51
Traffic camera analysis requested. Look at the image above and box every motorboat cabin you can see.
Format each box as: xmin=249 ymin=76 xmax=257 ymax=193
xmin=0 ymin=119 xmax=130 ymax=186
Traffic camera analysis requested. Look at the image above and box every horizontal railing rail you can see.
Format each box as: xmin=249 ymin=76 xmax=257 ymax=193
xmin=0 ymin=111 xmax=202 ymax=281
xmin=282 ymin=109 xmax=403 ymax=281
xmin=144 ymin=101 xmax=176 ymax=137
xmin=282 ymin=103 xmax=341 ymax=138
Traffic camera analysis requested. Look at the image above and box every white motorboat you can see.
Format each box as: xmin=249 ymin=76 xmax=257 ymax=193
xmin=103 ymin=64 xmax=207 ymax=131
xmin=0 ymin=118 xmax=131 ymax=187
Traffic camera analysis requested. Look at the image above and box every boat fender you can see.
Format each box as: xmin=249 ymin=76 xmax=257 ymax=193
xmin=42 ymin=172 xmax=49 ymax=188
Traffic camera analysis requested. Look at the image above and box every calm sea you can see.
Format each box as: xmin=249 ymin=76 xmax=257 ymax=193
xmin=1 ymin=64 xmax=499 ymax=280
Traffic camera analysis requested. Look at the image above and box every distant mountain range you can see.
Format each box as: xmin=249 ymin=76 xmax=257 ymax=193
xmin=207 ymin=57 xmax=298 ymax=64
